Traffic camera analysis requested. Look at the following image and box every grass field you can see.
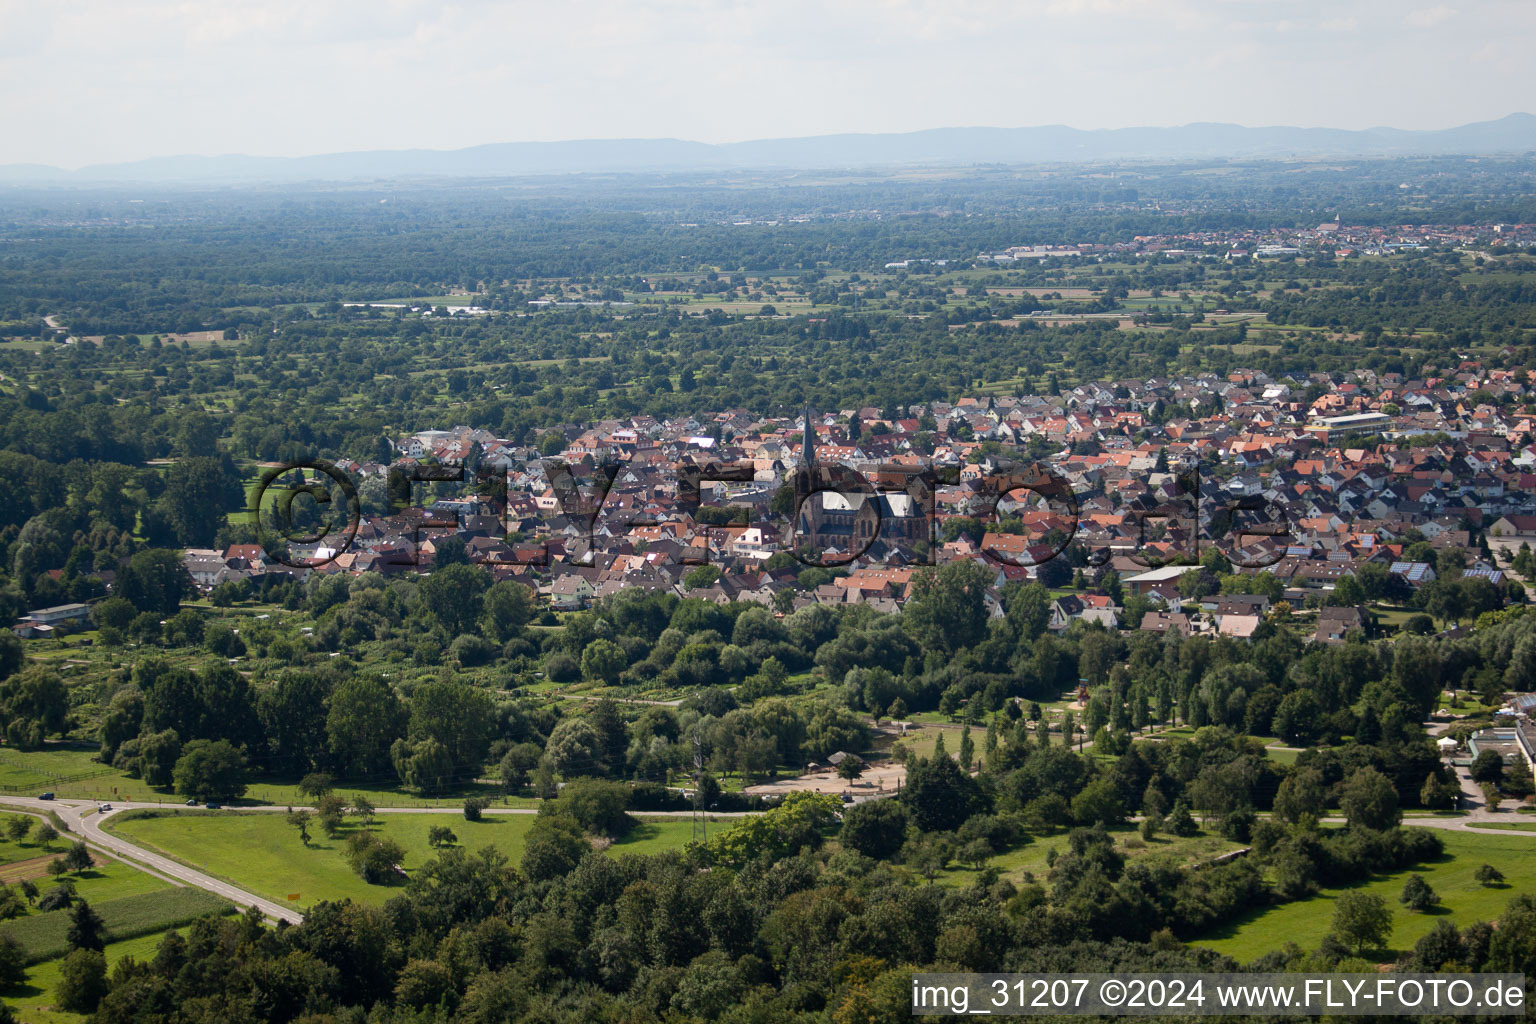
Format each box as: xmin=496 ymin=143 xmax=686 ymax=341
xmin=937 ymin=826 xmax=1241 ymax=888
xmin=0 ymin=747 xmax=113 ymax=792
xmin=0 ymin=887 xmax=232 ymax=963
xmin=1194 ymin=831 xmax=1536 ymax=962
xmin=4 ymin=927 xmax=184 ymax=1023
xmin=107 ymin=810 xmax=704 ymax=910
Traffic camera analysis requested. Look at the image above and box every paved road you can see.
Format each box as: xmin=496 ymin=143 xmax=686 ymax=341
xmin=0 ymin=796 xmax=304 ymax=924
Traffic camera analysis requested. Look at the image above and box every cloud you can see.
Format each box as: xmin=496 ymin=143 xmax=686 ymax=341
xmin=0 ymin=0 xmax=1531 ymax=167
xmin=1406 ymin=5 xmax=1455 ymax=28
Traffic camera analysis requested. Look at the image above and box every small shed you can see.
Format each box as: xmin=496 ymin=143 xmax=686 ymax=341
xmin=1437 ymin=736 xmax=1460 ymax=755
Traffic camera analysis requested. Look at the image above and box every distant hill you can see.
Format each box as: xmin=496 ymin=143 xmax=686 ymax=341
xmin=5 ymin=114 xmax=1536 ymax=184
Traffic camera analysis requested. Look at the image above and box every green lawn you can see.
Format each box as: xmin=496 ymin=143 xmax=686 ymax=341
xmin=14 ymin=858 xmax=174 ymax=906
xmin=1194 ymin=831 xmax=1536 ymax=962
xmin=0 ymin=747 xmax=112 ymax=792
xmin=4 ymin=927 xmax=182 ymax=1023
xmin=108 ymin=811 xmax=537 ymax=909
xmin=937 ymin=826 xmax=1240 ymax=887
xmin=0 ymin=814 xmax=60 ymax=868
xmin=107 ymin=810 xmax=703 ymax=910
xmin=610 ymin=816 xmax=724 ymax=855
xmin=7 ymin=756 xmax=529 ymax=809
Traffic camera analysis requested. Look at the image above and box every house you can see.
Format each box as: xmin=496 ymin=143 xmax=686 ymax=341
xmin=1489 ymin=515 xmax=1536 ymax=540
xmin=1122 ymin=564 xmax=1201 ymax=596
xmin=1213 ymin=595 xmax=1271 ymax=623
xmin=1216 ymin=614 xmax=1261 ymax=639
xmin=13 ymin=603 xmax=91 ymax=637
xmin=1048 ymin=594 xmax=1117 ymax=631
xmin=1314 ymin=606 xmax=1365 ymax=644
xmin=546 ymin=574 xmax=595 ymax=611
xmin=1139 ymin=611 xmax=1191 ymax=636
xmin=1388 ymin=561 xmax=1437 ymax=587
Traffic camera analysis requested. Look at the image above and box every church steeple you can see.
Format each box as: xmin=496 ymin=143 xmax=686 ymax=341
xmin=802 ymin=406 xmax=817 ymax=466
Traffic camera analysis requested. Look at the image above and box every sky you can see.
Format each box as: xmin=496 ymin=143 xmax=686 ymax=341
xmin=3 ymin=0 xmax=1533 ymax=169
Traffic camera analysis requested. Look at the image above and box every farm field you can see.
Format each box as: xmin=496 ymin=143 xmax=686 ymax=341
xmin=1193 ymin=831 xmax=1536 ymax=962
xmin=0 ymin=887 xmax=231 ymax=963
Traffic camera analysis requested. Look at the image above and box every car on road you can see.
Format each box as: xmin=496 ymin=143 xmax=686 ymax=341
xmin=97 ymin=803 xmax=112 ymax=812
xmin=38 ymin=792 xmax=54 ymax=800
xmin=205 ymin=803 xmax=222 ymax=810
xmin=185 ymin=798 xmax=198 ymax=806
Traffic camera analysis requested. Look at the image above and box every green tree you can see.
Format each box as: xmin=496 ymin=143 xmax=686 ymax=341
xmin=172 ymin=739 xmax=248 ymax=802
xmin=1273 ymin=768 xmax=1326 ymax=825
xmin=32 ymin=822 xmax=58 ymax=850
xmin=159 ymin=457 xmax=243 ymax=546
xmin=118 ymin=548 xmax=192 ymax=614
xmin=1331 ymin=891 xmax=1392 ymax=955
xmin=481 ymin=580 xmax=535 ymax=642
xmin=836 ymin=754 xmax=866 ymax=787
xmin=326 ymin=676 xmax=407 ymax=778
xmin=0 ymin=668 xmax=68 ymax=749
xmin=1071 ymin=778 xmax=1125 ymax=827
xmin=1340 ymin=766 xmax=1400 ymax=831
xmin=902 ymin=753 xmax=983 ymax=832
xmin=683 ymin=565 xmax=722 ymax=590
xmin=581 ymin=638 xmax=627 ymax=685
xmin=1469 ymin=749 xmax=1505 ymax=785
xmin=0 ymin=934 xmax=24 ymax=988
xmin=548 ymin=778 xmax=632 ymax=836
xmin=288 ymin=809 xmax=312 ymax=847
xmin=55 ymin=948 xmax=108 ymax=1013
xmin=344 ymin=832 xmax=406 ymax=884
xmin=66 ymin=899 xmax=106 ymax=952
xmin=1400 ymin=874 xmax=1439 ymax=913
xmin=838 ymin=799 xmax=909 ymax=859
xmin=391 ymin=737 xmax=455 ymax=794
xmin=138 ymin=729 xmax=181 ymax=788
xmin=418 ymin=563 xmax=490 ymax=635
xmin=521 ymin=813 xmax=588 ymax=881
xmin=407 ymin=679 xmax=495 ymax=773
xmin=62 ymin=841 xmax=93 ymax=874
xmin=902 ymin=560 xmax=993 ymax=654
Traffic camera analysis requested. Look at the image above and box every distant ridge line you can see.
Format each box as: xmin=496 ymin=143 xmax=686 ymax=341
xmin=4 ymin=114 xmax=1535 ymax=184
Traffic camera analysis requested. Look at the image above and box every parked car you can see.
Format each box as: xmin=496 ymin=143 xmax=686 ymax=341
xmin=205 ymin=803 xmax=222 ymax=810
xmin=38 ymin=792 xmax=54 ymax=801
xmin=185 ymin=799 xmax=198 ymax=806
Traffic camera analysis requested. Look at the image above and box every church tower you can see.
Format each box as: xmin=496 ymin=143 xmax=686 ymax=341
xmin=801 ymin=406 xmax=817 ymax=468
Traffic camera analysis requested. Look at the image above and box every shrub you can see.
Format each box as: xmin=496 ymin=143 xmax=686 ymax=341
xmin=1220 ymin=808 xmax=1256 ymax=843
xmin=344 ymin=833 xmax=406 ymax=884
xmin=1400 ymin=874 xmax=1439 ymax=913
xmin=546 ymin=778 xmax=633 ymax=837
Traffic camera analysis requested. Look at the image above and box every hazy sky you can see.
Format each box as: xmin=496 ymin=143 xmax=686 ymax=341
xmin=4 ymin=0 xmax=1532 ymax=168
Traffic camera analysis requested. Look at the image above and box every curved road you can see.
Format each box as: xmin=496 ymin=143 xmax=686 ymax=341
xmin=0 ymin=796 xmax=303 ymax=924
xmin=0 ymin=796 xmax=762 ymax=927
